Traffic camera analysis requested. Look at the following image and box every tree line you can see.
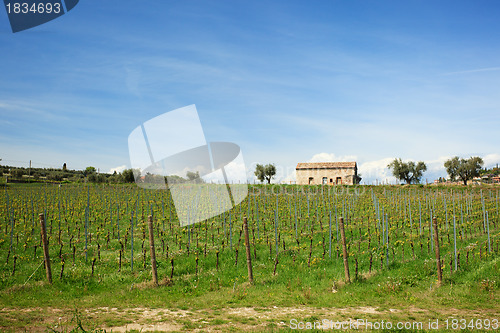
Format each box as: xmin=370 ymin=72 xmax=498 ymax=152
xmin=0 ymin=164 xmax=137 ymax=184
xmin=2 ymin=157 xmax=498 ymax=186
xmin=0 ymin=163 xmax=208 ymax=185
xmin=253 ymin=157 xmax=498 ymax=186
xmin=388 ymin=156 xmax=497 ymax=185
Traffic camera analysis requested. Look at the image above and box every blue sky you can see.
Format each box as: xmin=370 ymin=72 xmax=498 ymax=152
xmin=0 ymin=0 xmax=499 ymax=183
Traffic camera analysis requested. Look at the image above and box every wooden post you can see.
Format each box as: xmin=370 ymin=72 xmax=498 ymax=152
xmin=432 ymin=217 xmax=442 ymax=286
xmin=243 ymin=217 xmax=254 ymax=284
xmin=147 ymin=215 xmax=158 ymax=286
xmin=39 ymin=213 xmax=52 ymax=284
xmin=339 ymin=217 xmax=350 ymax=283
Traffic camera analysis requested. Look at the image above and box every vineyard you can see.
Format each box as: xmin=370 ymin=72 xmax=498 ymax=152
xmin=1 ymin=183 xmax=499 ymax=331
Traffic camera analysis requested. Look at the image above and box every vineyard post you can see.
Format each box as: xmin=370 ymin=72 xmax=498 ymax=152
xmin=256 ymin=199 xmax=261 ymax=238
xmin=229 ymin=211 xmax=232 ymax=248
xmin=486 ymin=211 xmax=491 ymax=253
xmin=84 ymin=206 xmax=88 ymax=263
xmin=335 ymin=209 xmax=339 ymax=243
xmin=339 ymin=217 xmax=350 ymax=283
xmin=131 ymin=211 xmax=134 ymax=271
xmin=294 ymin=200 xmax=298 ymax=238
xmin=385 ymin=213 xmax=389 ymax=266
xmin=432 ymin=217 xmax=442 ymax=286
xmin=444 ymin=196 xmax=448 ymax=231
xmin=6 ymin=191 xmax=13 ymax=253
xmin=419 ymin=200 xmax=422 ymax=235
xmin=453 ymin=215 xmax=457 ymax=271
xmin=243 ymin=217 xmax=254 ymax=284
xmin=481 ymin=190 xmax=486 ymax=233
xmin=39 ymin=213 xmax=52 ymax=284
xmin=328 ymin=211 xmax=332 ymax=259
xmin=409 ymin=199 xmax=412 ymax=228
xmin=275 ymin=193 xmax=279 ymax=256
xmin=117 ymin=204 xmax=120 ymax=239
xmin=274 ymin=208 xmax=278 ymax=256
xmin=430 ymin=209 xmax=434 ymax=252
xmin=147 ymin=215 xmax=158 ymax=286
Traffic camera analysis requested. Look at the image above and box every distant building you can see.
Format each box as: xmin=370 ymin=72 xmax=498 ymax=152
xmin=296 ymin=162 xmax=359 ymax=185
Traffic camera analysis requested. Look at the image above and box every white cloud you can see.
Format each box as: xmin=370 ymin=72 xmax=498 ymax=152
xmin=109 ymin=165 xmax=127 ymax=174
xmin=483 ymin=153 xmax=500 ymax=168
xmin=359 ymin=158 xmax=396 ymax=185
xmin=308 ymin=153 xmax=358 ymax=163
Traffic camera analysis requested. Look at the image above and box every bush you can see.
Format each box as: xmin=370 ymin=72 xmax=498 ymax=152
xmin=12 ymin=168 xmax=25 ymax=179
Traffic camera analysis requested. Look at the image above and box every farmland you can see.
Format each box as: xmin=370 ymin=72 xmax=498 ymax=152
xmin=1 ymin=183 xmax=499 ymax=332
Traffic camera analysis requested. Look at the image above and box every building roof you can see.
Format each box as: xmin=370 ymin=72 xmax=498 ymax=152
xmin=296 ymin=162 xmax=357 ymax=170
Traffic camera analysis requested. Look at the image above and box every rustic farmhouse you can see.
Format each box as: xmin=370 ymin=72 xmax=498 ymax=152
xmin=296 ymin=162 xmax=359 ymax=185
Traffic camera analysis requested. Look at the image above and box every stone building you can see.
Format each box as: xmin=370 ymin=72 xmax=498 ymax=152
xmin=296 ymin=162 xmax=359 ymax=185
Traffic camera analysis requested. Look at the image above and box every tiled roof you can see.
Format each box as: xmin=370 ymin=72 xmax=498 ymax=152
xmin=296 ymin=162 xmax=357 ymax=169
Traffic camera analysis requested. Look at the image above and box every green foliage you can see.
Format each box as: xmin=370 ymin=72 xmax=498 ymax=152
xmin=84 ymin=166 xmax=97 ymax=176
xmin=165 ymin=175 xmax=186 ymax=184
xmin=0 ymin=184 xmax=498 ymax=330
xmin=186 ymin=171 xmax=205 ymax=183
xmin=444 ymin=156 xmax=484 ymax=185
xmin=254 ymin=163 xmax=277 ymax=184
xmin=387 ymin=158 xmax=427 ymax=184
xmin=121 ymin=169 xmax=136 ymax=183
xmin=12 ymin=168 xmax=25 ymax=179
xmin=186 ymin=171 xmax=200 ymax=181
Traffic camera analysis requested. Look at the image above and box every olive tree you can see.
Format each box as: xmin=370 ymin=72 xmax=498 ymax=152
xmin=387 ymin=158 xmax=427 ymax=184
xmin=444 ymin=156 xmax=483 ymax=185
xmin=254 ymin=163 xmax=277 ymax=184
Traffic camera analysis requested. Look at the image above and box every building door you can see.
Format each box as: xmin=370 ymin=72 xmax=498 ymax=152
xmin=322 ymin=177 xmax=327 ymax=185
xmin=308 ymin=177 xmax=313 ymax=185
xmin=336 ymin=177 xmax=342 ymax=185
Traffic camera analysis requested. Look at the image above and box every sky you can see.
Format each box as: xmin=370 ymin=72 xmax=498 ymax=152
xmin=0 ymin=0 xmax=499 ymax=184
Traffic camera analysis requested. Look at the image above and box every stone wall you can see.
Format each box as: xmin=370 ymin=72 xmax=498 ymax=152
xmin=296 ymin=167 xmax=356 ymax=185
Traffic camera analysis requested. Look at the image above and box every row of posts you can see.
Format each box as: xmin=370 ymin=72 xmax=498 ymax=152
xmin=38 ymin=214 xmax=444 ymax=287
xmin=37 ymin=213 xmax=254 ymax=286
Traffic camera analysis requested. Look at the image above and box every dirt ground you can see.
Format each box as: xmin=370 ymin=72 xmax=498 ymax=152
xmin=1 ymin=305 xmax=498 ymax=332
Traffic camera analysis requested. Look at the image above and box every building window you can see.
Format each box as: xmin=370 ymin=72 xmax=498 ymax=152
xmin=322 ymin=177 xmax=327 ymax=185
xmin=308 ymin=177 xmax=314 ymax=185
xmin=336 ymin=177 xmax=342 ymax=185
xmin=330 ymin=178 xmax=333 ymax=183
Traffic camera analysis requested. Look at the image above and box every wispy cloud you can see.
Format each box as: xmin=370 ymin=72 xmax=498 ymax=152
xmin=109 ymin=165 xmax=127 ymax=174
xmin=441 ymin=67 xmax=500 ymax=76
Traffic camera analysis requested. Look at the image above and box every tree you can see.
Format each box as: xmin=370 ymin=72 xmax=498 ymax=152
xmin=444 ymin=156 xmax=483 ymax=185
xmin=186 ymin=170 xmax=205 ymax=184
xmin=62 ymin=163 xmax=67 ymax=171
xmin=84 ymin=166 xmax=96 ymax=176
xmin=387 ymin=158 xmax=427 ymax=184
xmin=354 ymin=173 xmax=362 ymax=185
xmin=121 ymin=169 xmax=136 ymax=183
xmin=186 ymin=171 xmax=200 ymax=181
xmin=87 ymin=173 xmax=98 ymax=183
xmin=12 ymin=168 xmax=25 ymax=179
xmin=165 ymin=175 xmax=186 ymax=184
xmin=254 ymin=163 xmax=277 ymax=184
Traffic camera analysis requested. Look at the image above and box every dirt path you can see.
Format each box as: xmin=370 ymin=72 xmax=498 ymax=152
xmin=1 ymin=305 xmax=498 ymax=332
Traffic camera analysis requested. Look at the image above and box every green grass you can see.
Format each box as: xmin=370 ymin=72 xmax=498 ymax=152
xmin=0 ymin=183 xmax=499 ymax=331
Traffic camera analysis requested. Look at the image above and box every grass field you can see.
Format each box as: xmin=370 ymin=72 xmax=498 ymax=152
xmin=0 ymin=183 xmax=499 ymax=332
